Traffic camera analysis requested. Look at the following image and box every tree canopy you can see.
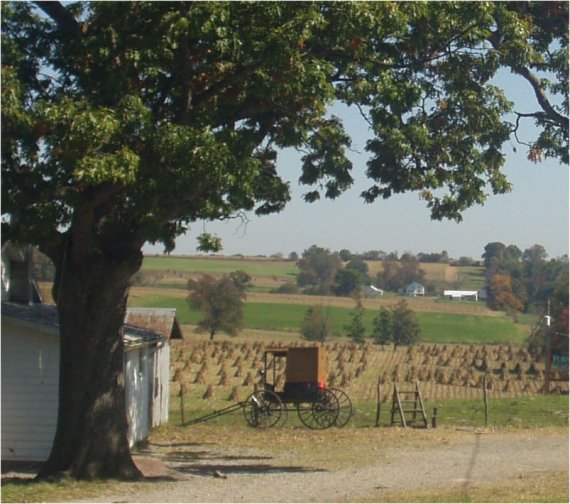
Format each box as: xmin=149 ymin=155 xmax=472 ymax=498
xmin=3 ymin=2 xmax=568 ymax=255
xmin=1 ymin=0 xmax=567 ymax=481
xmin=187 ymin=271 xmax=250 ymax=340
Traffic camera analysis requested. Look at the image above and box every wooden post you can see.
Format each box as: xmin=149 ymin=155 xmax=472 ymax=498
xmin=179 ymin=381 xmax=186 ymax=425
xmin=432 ymin=407 xmax=438 ymax=428
xmin=483 ymin=375 xmax=489 ymax=427
xmin=544 ymin=335 xmax=553 ymax=395
xmin=375 ymin=377 xmax=382 ymax=427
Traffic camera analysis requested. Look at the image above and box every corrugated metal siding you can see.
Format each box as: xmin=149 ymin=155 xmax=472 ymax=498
xmin=1 ymin=322 xmax=59 ymax=461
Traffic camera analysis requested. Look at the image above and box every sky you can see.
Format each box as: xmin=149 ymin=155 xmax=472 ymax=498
xmin=144 ymin=71 xmax=569 ymax=261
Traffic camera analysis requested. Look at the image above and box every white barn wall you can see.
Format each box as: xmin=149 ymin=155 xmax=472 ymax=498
xmin=124 ymin=346 xmax=152 ymax=447
xmin=152 ymin=341 xmax=170 ymax=426
xmin=1 ymin=321 xmax=59 ymax=461
xmin=2 ymin=304 xmax=172 ymax=461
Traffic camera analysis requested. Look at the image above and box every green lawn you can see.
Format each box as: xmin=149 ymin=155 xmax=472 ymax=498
xmin=128 ymin=294 xmax=524 ymax=345
xmin=169 ymin=394 xmax=569 ymax=430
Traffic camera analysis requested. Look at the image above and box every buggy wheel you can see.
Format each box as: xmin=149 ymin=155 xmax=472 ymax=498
xmin=242 ymin=390 xmax=283 ymax=428
xmin=297 ymin=387 xmax=339 ymax=429
xmin=329 ymin=388 xmax=352 ymax=427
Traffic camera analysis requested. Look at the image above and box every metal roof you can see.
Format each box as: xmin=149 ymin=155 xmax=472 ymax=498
xmin=1 ymin=303 xmax=169 ymax=346
xmin=124 ymin=307 xmax=184 ymax=340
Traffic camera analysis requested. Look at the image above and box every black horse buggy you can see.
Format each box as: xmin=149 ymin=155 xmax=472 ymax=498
xmin=185 ymin=346 xmax=352 ymax=430
xmin=242 ymin=346 xmax=352 ymax=429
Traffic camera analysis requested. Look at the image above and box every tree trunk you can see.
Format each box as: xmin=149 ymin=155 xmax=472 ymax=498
xmin=38 ymin=244 xmax=143 ymax=480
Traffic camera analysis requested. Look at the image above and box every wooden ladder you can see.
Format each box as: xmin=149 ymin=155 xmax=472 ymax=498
xmin=391 ymin=381 xmax=428 ymax=428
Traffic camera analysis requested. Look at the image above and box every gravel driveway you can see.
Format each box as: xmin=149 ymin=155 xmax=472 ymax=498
xmin=86 ymin=427 xmax=568 ymax=503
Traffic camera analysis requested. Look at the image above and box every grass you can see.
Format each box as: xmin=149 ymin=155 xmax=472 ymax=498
xmin=128 ymin=293 xmax=524 ymax=345
xmin=426 ymin=394 xmax=569 ymax=429
xmin=171 ymin=394 xmax=569 ymax=430
xmin=3 ymin=395 xmax=567 ymax=503
xmin=0 ymin=477 xmax=117 ymax=503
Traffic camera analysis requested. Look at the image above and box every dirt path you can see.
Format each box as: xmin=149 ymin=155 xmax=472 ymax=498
xmin=85 ymin=428 xmax=568 ymax=503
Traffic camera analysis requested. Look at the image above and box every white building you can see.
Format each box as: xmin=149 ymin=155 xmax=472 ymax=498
xmin=1 ymin=243 xmax=182 ymax=462
xmin=404 ymin=282 xmax=425 ymax=296
xmin=1 ymin=303 xmax=180 ymax=461
xmin=364 ymin=285 xmax=384 ymax=297
xmin=444 ymin=290 xmax=479 ymax=301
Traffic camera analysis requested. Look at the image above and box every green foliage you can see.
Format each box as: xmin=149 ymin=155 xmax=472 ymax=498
xmin=377 ymin=255 xmax=426 ymax=292
xmin=130 ymin=291 xmax=523 ymax=345
xmin=187 ymin=271 xmax=250 ymax=339
xmin=271 ymin=283 xmax=300 ymax=295
xmin=333 ymin=268 xmax=363 ymax=297
xmin=483 ymin=242 xmax=569 ymax=314
xmin=3 ymin=1 xmax=567 ymax=478
xmin=345 ymin=296 xmax=366 ymax=343
xmin=196 ymin=233 xmax=223 ymax=253
xmin=300 ymin=305 xmax=330 ymax=342
xmin=371 ymin=307 xmax=393 ymax=346
xmin=392 ymin=300 xmax=421 ymax=347
xmin=297 ymin=245 xmax=342 ymax=295
xmin=4 ymin=2 xmax=568 ymax=256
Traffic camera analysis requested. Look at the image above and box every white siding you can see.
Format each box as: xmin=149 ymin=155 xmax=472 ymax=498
xmin=1 ymin=322 xmax=59 ymax=461
xmin=152 ymin=341 xmax=170 ymax=426
xmin=124 ymin=346 xmax=152 ymax=447
xmin=2 ymin=312 xmax=170 ymax=460
xmin=1 ymin=259 xmax=10 ymax=301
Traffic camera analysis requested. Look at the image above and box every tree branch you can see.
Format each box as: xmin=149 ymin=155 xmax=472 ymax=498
xmin=512 ymin=64 xmax=569 ymax=133
xmin=34 ymin=1 xmax=81 ymax=34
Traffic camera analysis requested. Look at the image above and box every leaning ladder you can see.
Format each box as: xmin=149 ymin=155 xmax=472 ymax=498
xmin=391 ymin=381 xmax=428 ymax=428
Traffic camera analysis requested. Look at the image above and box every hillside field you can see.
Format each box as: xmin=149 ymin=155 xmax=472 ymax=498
xmin=129 ymin=290 xmax=524 ymax=345
xmin=132 ymin=254 xmax=525 ymax=346
xmin=140 ymin=254 xmax=486 ymax=290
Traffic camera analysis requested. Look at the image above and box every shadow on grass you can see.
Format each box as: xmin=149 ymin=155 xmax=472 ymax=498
xmin=163 ymin=450 xmax=274 ymax=462
xmin=174 ymin=462 xmax=327 ymax=477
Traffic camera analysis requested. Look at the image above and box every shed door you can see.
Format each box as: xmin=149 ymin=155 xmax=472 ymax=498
xmin=124 ymin=347 xmax=152 ymax=446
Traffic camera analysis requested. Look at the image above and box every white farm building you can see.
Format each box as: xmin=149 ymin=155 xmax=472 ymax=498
xmin=1 ymin=243 xmax=182 ymax=462
xmin=444 ymin=290 xmax=480 ymax=301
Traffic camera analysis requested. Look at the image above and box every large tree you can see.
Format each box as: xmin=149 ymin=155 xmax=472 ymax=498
xmin=187 ymin=271 xmax=250 ymax=340
xmin=2 ymin=1 xmax=567 ymax=480
xmin=297 ymin=245 xmax=342 ymax=294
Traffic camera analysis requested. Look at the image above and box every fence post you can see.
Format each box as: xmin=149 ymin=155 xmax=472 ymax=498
xmin=432 ymin=407 xmax=438 ymax=428
xmin=179 ymin=381 xmax=187 ymax=425
xmin=375 ymin=377 xmax=382 ymax=427
xmin=483 ymin=375 xmax=489 ymax=427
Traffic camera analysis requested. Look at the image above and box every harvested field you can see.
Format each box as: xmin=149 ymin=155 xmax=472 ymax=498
xmin=130 ymin=286 xmax=501 ymax=316
xmin=170 ymin=339 xmax=568 ymax=410
xmin=246 ymin=292 xmax=500 ymax=316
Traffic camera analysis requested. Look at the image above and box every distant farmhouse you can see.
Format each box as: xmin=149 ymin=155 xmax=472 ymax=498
xmin=404 ymin=282 xmax=425 ymax=297
xmin=364 ymin=285 xmax=384 ymax=297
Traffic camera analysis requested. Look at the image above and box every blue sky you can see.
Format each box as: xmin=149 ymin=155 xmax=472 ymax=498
xmin=144 ymin=71 xmax=569 ymax=261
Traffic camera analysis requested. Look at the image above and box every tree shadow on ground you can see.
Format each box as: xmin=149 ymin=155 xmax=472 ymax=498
xmin=173 ymin=462 xmax=328 ymax=477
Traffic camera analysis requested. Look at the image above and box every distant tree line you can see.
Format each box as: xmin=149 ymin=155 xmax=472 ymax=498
xmin=301 ymin=297 xmax=421 ymax=348
xmin=288 ymin=247 xmax=477 ymax=265
xmin=482 ymin=242 xmax=568 ymax=316
xmin=289 ymin=245 xmax=428 ymax=297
